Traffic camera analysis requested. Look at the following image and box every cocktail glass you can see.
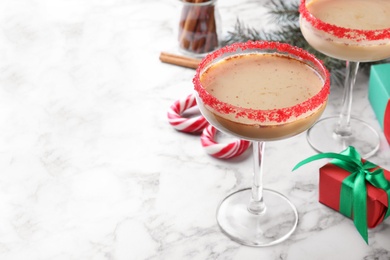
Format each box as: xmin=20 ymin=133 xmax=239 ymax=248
xmin=299 ymin=0 xmax=390 ymax=158
xmin=193 ymin=41 xmax=330 ymax=246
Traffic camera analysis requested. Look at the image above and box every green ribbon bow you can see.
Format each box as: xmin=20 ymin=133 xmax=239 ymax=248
xmin=293 ymin=146 xmax=390 ymax=244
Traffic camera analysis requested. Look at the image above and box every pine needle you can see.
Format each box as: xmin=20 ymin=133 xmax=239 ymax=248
xmin=265 ymin=0 xmax=300 ymax=23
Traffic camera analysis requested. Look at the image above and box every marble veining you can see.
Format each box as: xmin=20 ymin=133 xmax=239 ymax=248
xmin=0 ymin=0 xmax=389 ymax=259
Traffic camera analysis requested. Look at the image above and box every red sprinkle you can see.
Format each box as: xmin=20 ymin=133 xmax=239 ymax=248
xmin=193 ymin=41 xmax=331 ymax=124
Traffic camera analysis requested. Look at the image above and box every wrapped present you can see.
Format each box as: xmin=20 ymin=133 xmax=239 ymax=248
xmin=368 ymin=63 xmax=390 ymax=143
xmin=319 ymin=160 xmax=390 ymax=230
xmin=293 ymin=147 xmax=390 ymax=244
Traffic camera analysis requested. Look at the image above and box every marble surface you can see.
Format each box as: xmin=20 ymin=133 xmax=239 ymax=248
xmin=0 ymin=0 xmax=389 ymax=259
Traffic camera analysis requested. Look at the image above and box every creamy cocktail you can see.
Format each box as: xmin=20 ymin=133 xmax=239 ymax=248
xmin=300 ymin=0 xmax=390 ymax=62
xmin=193 ymin=41 xmax=330 ymax=247
xmin=299 ymin=0 xmax=390 ymax=158
xmin=197 ymin=53 xmax=327 ymax=140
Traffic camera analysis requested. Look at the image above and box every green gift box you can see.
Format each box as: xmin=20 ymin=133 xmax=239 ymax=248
xmin=369 ymin=63 xmax=390 ymax=143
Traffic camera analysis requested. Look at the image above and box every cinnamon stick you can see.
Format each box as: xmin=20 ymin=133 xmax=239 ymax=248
xmin=159 ymin=52 xmax=201 ymax=69
xmin=179 ymin=0 xmax=203 ymax=50
xmin=179 ymin=4 xmax=191 ymax=42
xmin=203 ymin=5 xmax=217 ymax=53
xmin=191 ymin=9 xmax=206 ymax=53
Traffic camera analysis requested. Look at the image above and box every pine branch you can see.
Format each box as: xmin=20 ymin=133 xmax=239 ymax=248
xmin=265 ymin=0 xmax=300 ymax=23
xmin=222 ymin=19 xmax=269 ymax=45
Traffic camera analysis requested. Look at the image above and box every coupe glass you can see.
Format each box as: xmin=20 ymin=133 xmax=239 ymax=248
xmin=299 ymin=0 xmax=390 ymax=158
xmin=193 ymin=41 xmax=330 ymax=246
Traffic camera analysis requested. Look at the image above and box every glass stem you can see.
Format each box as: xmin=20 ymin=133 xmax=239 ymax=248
xmin=335 ymin=61 xmax=360 ymax=137
xmin=248 ymin=141 xmax=266 ymax=215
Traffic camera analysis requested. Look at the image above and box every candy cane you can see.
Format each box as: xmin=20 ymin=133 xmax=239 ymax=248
xmin=167 ymin=93 xmax=209 ymax=134
xmin=201 ymin=125 xmax=251 ymax=159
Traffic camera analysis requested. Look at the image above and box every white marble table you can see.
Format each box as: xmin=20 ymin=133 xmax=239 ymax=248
xmin=0 ymin=0 xmax=389 ymax=259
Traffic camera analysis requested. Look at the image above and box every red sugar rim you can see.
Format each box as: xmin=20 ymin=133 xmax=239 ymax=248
xmin=299 ymin=0 xmax=390 ymax=41
xmin=193 ymin=41 xmax=330 ymax=124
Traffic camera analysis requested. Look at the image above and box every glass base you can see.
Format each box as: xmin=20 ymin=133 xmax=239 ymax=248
xmin=307 ymin=116 xmax=380 ymax=158
xmin=216 ymin=188 xmax=298 ymax=247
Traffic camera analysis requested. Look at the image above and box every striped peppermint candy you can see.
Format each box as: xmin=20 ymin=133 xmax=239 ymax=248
xmin=167 ymin=93 xmax=208 ymax=134
xmin=201 ymin=125 xmax=251 ymax=159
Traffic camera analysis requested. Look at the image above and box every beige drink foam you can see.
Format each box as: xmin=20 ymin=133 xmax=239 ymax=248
xmin=198 ymin=53 xmax=326 ymax=140
xmin=309 ymin=0 xmax=390 ymax=30
xmin=201 ymin=53 xmax=323 ymax=111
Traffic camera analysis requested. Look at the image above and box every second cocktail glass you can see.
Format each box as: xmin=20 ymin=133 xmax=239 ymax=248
xmin=193 ymin=41 xmax=330 ymax=246
xmin=300 ymin=0 xmax=390 ymax=158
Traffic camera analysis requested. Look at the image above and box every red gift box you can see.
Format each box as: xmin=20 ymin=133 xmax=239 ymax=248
xmin=293 ymin=146 xmax=390 ymax=243
xmin=319 ymin=162 xmax=390 ymax=228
